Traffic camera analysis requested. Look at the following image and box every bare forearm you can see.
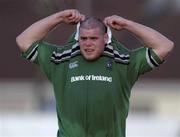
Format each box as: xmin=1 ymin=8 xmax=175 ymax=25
xmin=104 ymin=15 xmax=174 ymax=60
xmin=16 ymin=9 xmax=85 ymax=52
xmin=124 ymin=20 xmax=174 ymax=60
xmin=16 ymin=12 xmax=64 ymax=52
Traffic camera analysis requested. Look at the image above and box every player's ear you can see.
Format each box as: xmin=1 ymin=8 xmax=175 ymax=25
xmin=104 ymin=33 xmax=109 ymax=44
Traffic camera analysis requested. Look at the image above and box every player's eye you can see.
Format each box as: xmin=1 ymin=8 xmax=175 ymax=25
xmin=90 ymin=37 xmax=98 ymax=40
xmin=80 ymin=37 xmax=87 ymax=40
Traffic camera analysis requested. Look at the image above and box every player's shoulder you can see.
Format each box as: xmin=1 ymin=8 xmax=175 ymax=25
xmin=38 ymin=39 xmax=78 ymax=52
xmin=111 ymin=36 xmax=130 ymax=53
xmin=105 ymin=37 xmax=130 ymax=65
xmin=50 ymin=41 xmax=80 ymax=64
xmin=129 ymin=47 xmax=148 ymax=63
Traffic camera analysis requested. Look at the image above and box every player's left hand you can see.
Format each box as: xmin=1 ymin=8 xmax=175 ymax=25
xmin=104 ymin=15 xmax=129 ymax=31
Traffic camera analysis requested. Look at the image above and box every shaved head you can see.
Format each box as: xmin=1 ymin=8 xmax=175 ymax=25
xmin=79 ymin=17 xmax=107 ymax=34
xmin=78 ymin=17 xmax=109 ymax=61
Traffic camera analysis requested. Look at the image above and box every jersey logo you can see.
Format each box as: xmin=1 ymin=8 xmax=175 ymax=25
xmin=106 ymin=59 xmax=113 ymax=70
xmin=69 ymin=61 xmax=79 ymax=69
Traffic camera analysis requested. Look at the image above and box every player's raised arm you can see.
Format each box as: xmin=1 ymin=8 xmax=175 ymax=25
xmin=104 ymin=15 xmax=174 ymax=60
xmin=16 ymin=9 xmax=85 ymax=52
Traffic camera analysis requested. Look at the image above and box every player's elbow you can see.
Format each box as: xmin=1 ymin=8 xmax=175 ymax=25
xmin=16 ymin=35 xmax=21 ymax=47
xmin=16 ymin=34 xmax=31 ymax=52
xmin=16 ymin=35 xmax=24 ymax=51
xmin=165 ymin=40 xmax=174 ymax=55
xmin=158 ymin=40 xmax=174 ymax=60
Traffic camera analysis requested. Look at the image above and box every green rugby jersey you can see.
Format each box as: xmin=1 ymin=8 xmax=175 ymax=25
xmin=22 ymin=37 xmax=163 ymax=137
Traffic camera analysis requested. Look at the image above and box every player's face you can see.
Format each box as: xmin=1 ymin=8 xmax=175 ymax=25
xmin=79 ymin=28 xmax=108 ymax=61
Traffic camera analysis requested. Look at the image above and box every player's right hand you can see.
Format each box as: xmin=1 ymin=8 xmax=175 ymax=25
xmin=59 ymin=9 xmax=85 ymax=25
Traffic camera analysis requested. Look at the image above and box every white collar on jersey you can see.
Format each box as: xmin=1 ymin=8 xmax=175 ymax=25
xmin=74 ymin=22 xmax=112 ymax=44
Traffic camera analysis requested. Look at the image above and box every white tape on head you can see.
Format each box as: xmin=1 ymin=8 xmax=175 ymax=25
xmin=74 ymin=23 xmax=112 ymax=44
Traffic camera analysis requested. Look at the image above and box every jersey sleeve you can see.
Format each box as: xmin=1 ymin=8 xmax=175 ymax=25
xmin=21 ymin=40 xmax=57 ymax=81
xmin=128 ymin=47 xmax=164 ymax=79
xmin=21 ymin=41 xmax=40 ymax=64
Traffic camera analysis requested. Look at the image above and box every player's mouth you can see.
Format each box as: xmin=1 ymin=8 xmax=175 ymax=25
xmin=85 ymin=49 xmax=95 ymax=54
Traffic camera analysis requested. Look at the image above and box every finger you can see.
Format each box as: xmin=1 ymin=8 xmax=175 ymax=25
xmin=104 ymin=16 xmax=115 ymax=26
xmin=70 ymin=13 xmax=82 ymax=23
xmin=64 ymin=10 xmax=73 ymax=18
xmin=103 ymin=17 xmax=111 ymax=24
xmin=80 ymin=14 xmax=85 ymax=21
xmin=103 ymin=18 xmax=110 ymax=26
xmin=68 ymin=16 xmax=81 ymax=24
xmin=69 ymin=15 xmax=80 ymax=23
xmin=107 ymin=20 xmax=114 ymax=27
xmin=68 ymin=12 xmax=76 ymax=20
xmin=72 ymin=12 xmax=84 ymax=23
xmin=103 ymin=19 xmax=108 ymax=26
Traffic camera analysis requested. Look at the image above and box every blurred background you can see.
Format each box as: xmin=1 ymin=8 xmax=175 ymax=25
xmin=0 ymin=0 xmax=180 ymax=136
